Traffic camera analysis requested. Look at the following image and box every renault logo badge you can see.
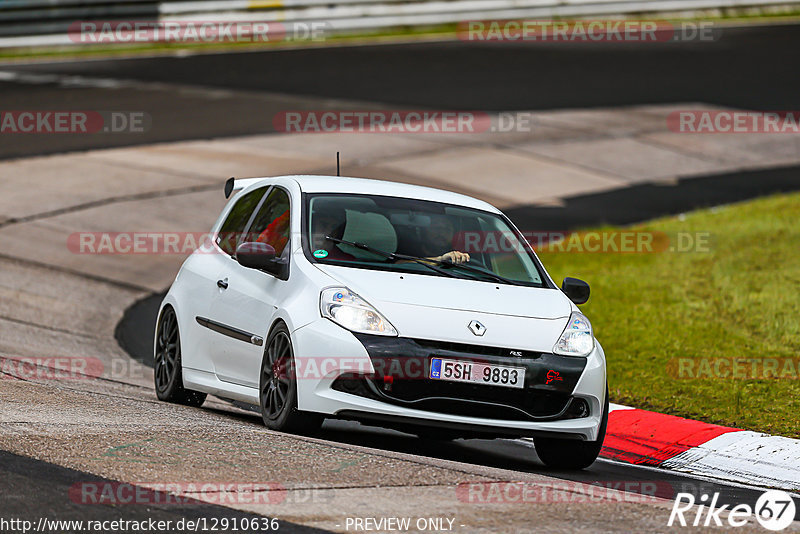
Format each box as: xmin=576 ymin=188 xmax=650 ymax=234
xmin=468 ymin=320 xmax=486 ymax=336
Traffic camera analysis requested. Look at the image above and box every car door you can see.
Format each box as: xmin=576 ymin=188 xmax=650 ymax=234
xmin=194 ymin=185 xmax=270 ymax=378
xmin=207 ymin=186 xmax=292 ymax=387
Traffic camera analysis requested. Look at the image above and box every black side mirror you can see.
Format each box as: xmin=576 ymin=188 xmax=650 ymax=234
xmin=562 ymin=277 xmax=590 ymax=305
xmin=236 ymin=242 xmax=287 ymax=279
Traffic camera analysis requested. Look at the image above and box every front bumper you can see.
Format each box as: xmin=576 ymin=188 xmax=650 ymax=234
xmin=292 ymin=318 xmax=606 ymax=440
xmin=341 ymin=333 xmax=589 ymax=422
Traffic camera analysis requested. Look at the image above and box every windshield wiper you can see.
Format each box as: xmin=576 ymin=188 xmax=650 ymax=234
xmin=429 ymin=259 xmax=524 ymax=286
xmin=324 ymin=236 xmax=458 ymax=279
xmin=326 ymin=236 xmax=525 ymax=285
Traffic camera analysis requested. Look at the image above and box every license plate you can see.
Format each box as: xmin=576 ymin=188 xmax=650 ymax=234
xmin=429 ymin=358 xmax=525 ymax=389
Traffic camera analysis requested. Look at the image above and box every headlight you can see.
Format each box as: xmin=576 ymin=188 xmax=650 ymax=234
xmin=320 ymin=287 xmax=398 ymax=336
xmin=553 ymin=311 xmax=594 ymax=356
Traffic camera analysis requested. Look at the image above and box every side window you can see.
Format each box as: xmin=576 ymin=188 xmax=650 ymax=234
xmin=248 ymin=188 xmax=291 ymax=257
xmin=216 ymin=187 xmax=267 ymax=256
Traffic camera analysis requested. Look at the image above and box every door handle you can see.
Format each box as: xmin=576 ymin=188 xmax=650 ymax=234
xmin=217 ymin=278 xmax=229 ymax=290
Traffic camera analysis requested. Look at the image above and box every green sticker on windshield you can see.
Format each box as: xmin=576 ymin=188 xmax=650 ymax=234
xmin=313 ymin=249 xmax=329 ymax=259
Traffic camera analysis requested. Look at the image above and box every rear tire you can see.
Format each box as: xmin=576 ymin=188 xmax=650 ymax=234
xmin=259 ymin=323 xmax=323 ymax=433
xmin=154 ymin=306 xmax=207 ymax=407
xmin=534 ymin=386 xmax=608 ymax=470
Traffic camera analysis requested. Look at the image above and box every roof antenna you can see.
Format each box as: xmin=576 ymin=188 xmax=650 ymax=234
xmin=336 ymin=152 xmax=340 ymax=177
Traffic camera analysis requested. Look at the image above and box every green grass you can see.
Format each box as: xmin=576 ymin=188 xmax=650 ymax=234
xmin=537 ymin=192 xmax=800 ymax=438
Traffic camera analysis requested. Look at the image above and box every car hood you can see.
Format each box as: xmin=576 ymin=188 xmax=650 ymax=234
xmin=315 ymin=265 xmax=571 ymax=320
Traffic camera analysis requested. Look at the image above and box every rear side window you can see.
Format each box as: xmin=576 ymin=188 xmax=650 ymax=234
xmin=216 ymin=187 xmax=268 ymax=256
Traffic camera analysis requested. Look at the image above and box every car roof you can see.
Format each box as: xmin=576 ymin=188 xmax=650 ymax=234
xmin=243 ymin=175 xmax=501 ymax=214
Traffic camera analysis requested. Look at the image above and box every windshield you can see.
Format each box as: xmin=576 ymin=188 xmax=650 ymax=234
xmin=304 ymin=193 xmax=547 ymax=287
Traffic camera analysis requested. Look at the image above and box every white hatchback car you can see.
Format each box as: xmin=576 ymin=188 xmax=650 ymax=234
xmin=155 ymin=175 xmax=607 ymax=469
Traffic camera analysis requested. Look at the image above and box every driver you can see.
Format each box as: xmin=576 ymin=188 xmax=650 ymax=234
xmin=419 ymin=214 xmax=470 ymax=264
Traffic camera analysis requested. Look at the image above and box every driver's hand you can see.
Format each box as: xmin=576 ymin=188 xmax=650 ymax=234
xmin=438 ymin=251 xmax=470 ymax=264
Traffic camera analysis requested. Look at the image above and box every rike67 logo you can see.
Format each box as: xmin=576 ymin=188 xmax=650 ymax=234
xmin=669 ymin=490 xmax=796 ymax=530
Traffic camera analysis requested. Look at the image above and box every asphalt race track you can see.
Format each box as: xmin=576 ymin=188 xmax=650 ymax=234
xmin=0 ymin=451 xmax=328 ymax=533
xmin=2 ymin=22 xmax=800 ymax=533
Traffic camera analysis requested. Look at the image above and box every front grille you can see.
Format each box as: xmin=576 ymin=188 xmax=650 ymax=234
xmin=411 ymin=338 xmax=541 ymax=359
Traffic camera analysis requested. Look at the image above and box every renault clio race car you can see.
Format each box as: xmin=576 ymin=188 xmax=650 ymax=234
xmin=154 ymin=175 xmax=608 ymax=469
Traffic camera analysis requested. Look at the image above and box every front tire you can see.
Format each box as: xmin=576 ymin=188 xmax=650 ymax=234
xmin=154 ymin=306 xmax=207 ymax=407
xmin=259 ymin=323 xmax=323 ymax=433
xmin=534 ymin=387 xmax=608 ymax=470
